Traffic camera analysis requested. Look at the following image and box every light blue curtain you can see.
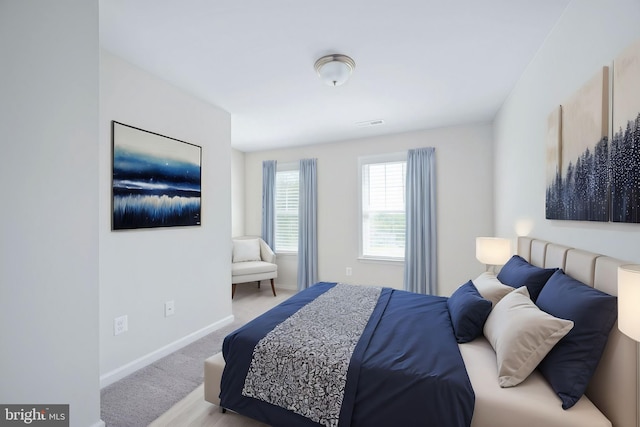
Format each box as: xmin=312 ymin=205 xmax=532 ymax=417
xmin=297 ymin=158 xmax=318 ymax=291
xmin=261 ymin=160 xmax=277 ymax=249
xmin=403 ymin=147 xmax=437 ymax=294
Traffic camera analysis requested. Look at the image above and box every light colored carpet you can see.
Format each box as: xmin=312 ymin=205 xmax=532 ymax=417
xmin=100 ymin=283 xmax=294 ymax=427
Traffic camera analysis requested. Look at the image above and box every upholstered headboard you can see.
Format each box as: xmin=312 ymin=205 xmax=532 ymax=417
xmin=517 ymin=237 xmax=638 ymax=427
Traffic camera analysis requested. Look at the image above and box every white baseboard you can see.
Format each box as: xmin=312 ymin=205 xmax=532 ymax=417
xmin=91 ymin=420 xmax=106 ymax=427
xmin=99 ymin=315 xmax=235 ymax=389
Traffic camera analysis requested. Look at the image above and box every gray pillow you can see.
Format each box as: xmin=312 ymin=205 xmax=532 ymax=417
xmin=483 ymin=286 xmax=574 ymax=387
xmin=472 ymin=272 xmax=513 ymax=307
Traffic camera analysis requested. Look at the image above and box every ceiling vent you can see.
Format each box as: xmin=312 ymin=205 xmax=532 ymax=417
xmin=355 ymin=119 xmax=385 ymax=128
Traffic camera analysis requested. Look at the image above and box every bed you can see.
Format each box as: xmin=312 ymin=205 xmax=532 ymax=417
xmin=204 ymin=237 xmax=638 ymax=427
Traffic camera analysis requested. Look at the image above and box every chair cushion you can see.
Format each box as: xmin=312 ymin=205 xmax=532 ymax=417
xmin=232 ymin=260 xmax=277 ymax=276
xmin=233 ymin=239 xmax=261 ymax=262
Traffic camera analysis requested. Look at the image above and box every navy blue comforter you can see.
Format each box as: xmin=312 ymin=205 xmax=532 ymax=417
xmin=220 ymin=282 xmax=474 ymax=427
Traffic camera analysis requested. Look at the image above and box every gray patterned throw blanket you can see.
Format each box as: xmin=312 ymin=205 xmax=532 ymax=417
xmin=241 ymin=283 xmax=382 ymax=427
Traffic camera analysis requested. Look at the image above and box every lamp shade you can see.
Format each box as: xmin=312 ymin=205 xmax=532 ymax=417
xmin=618 ymin=264 xmax=640 ymax=342
xmin=475 ymin=237 xmax=511 ymax=266
xmin=314 ymin=54 xmax=355 ymax=86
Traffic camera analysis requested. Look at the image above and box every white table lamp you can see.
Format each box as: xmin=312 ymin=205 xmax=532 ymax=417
xmin=617 ymin=264 xmax=640 ymax=427
xmin=476 ymin=237 xmax=511 ymax=272
xmin=618 ymin=265 xmax=640 ymax=342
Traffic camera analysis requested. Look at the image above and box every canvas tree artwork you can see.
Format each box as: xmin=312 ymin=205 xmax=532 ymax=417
xmin=611 ymin=40 xmax=640 ymax=223
xmin=545 ymin=106 xmax=562 ymax=219
xmin=545 ymin=67 xmax=610 ymax=221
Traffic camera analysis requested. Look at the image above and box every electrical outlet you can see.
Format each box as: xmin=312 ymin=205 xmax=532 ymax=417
xmin=346 ymin=267 xmax=352 ymax=276
xmin=114 ymin=315 xmax=128 ymax=336
xmin=165 ymin=300 xmax=175 ymax=317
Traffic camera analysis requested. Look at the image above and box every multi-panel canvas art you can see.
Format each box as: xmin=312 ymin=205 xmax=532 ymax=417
xmin=545 ymin=106 xmax=562 ymax=219
xmin=611 ymin=40 xmax=640 ymax=223
xmin=112 ymin=121 xmax=202 ymax=230
xmin=546 ymin=38 xmax=640 ymax=223
xmin=545 ymin=67 xmax=609 ymax=221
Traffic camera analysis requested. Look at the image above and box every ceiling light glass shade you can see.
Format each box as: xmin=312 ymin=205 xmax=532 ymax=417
xmin=475 ymin=237 xmax=511 ymax=266
xmin=314 ymin=54 xmax=355 ymax=86
xmin=618 ymin=265 xmax=640 ymax=342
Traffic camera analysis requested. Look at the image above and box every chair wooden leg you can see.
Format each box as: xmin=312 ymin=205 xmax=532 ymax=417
xmin=232 ymin=283 xmax=236 ymax=299
xmin=270 ymin=278 xmax=277 ymax=297
xmin=257 ymin=281 xmax=260 ymax=289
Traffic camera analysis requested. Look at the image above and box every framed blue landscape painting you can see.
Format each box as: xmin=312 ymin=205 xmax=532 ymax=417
xmin=112 ymin=121 xmax=202 ymax=230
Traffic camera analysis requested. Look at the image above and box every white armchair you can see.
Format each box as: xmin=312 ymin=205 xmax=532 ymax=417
xmin=231 ymin=237 xmax=277 ymax=298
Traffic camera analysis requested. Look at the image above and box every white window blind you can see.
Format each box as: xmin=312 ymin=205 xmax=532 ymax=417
xmin=275 ymin=168 xmax=299 ymax=252
xmin=361 ymin=159 xmax=406 ymax=258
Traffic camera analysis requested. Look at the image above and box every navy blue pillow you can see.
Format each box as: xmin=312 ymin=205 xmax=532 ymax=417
xmin=535 ymin=270 xmax=617 ymax=409
xmin=447 ymin=281 xmax=492 ymax=344
xmin=497 ymin=255 xmax=557 ymax=302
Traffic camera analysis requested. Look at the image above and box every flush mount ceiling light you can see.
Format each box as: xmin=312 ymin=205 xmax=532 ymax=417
xmin=314 ymin=54 xmax=355 ymax=86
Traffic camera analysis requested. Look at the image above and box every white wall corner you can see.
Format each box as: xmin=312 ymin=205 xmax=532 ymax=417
xmin=100 ymin=315 xmax=234 ymax=388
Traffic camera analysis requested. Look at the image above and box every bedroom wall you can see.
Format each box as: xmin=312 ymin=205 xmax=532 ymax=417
xmin=0 ymin=1 xmax=102 ymax=426
xmin=494 ymin=0 xmax=640 ymax=264
xmin=99 ymin=51 xmax=233 ymax=385
xmin=232 ymin=148 xmax=246 ymax=237
xmin=243 ymin=124 xmax=494 ymax=297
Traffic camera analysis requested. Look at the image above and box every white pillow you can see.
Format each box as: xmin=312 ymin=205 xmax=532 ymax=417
xmin=472 ymin=272 xmax=513 ymax=307
xmin=483 ymin=286 xmax=574 ymax=388
xmin=232 ymin=239 xmax=261 ymax=263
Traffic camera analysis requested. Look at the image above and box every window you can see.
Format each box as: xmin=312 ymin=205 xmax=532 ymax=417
xmin=360 ymin=154 xmax=407 ymax=259
xmin=275 ymin=165 xmax=299 ymax=252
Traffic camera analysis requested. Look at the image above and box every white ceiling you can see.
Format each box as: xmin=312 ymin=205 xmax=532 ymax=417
xmin=99 ymin=0 xmax=570 ymax=152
